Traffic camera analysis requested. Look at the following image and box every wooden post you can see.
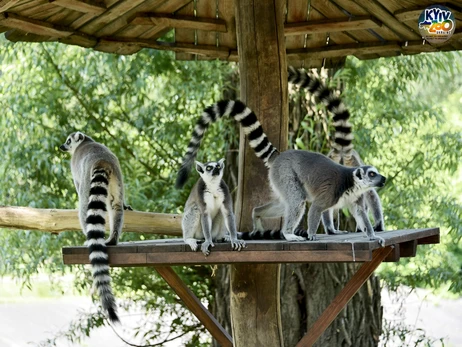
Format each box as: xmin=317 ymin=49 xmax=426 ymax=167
xmin=231 ymin=1 xmax=287 ymax=346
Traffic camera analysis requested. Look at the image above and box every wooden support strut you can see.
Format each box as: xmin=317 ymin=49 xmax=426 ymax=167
xmin=154 ymin=266 xmax=233 ymax=347
xmin=296 ymin=246 xmax=394 ymax=347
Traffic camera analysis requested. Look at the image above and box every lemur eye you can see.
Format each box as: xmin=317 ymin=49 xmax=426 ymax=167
xmin=66 ymin=139 xmax=71 ymax=145
xmin=206 ymin=166 xmax=212 ymax=171
xmin=216 ymin=165 xmax=221 ymax=169
xmin=369 ymin=172 xmax=376 ymax=177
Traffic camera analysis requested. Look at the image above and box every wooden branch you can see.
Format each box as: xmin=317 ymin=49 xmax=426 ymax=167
xmin=155 ymin=266 xmax=233 ymax=346
xmin=49 ymin=0 xmax=106 ymax=13
xmin=132 ymin=13 xmax=227 ymax=32
xmin=0 ymin=0 xmax=20 ymax=12
xmin=285 ymin=16 xmax=381 ymax=36
xmin=0 ymin=12 xmax=73 ymax=38
xmin=0 ymin=206 xmax=182 ymax=236
xmin=287 ymin=42 xmax=401 ymax=60
xmin=296 ymin=246 xmax=394 ymax=347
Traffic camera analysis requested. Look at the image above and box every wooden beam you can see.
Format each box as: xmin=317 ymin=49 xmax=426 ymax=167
xmin=0 ymin=0 xmax=19 ymax=12
xmin=154 ymin=266 xmax=233 ymax=347
xmin=384 ymin=244 xmax=400 ymax=262
xmin=285 ymin=16 xmax=381 ymax=36
xmin=132 ymin=13 xmax=227 ymax=32
xmin=395 ymin=6 xmax=462 ymax=22
xmin=399 ymin=240 xmax=417 ymax=258
xmin=99 ymin=37 xmax=238 ymax=60
xmin=0 ymin=206 xmax=182 ymax=236
xmin=287 ymin=41 xmax=401 ymax=60
xmin=49 ymin=0 xmax=106 ymax=13
xmin=351 ymin=0 xmax=421 ymax=41
xmin=0 ymin=12 xmax=73 ymax=38
xmin=296 ymin=246 xmax=394 ymax=347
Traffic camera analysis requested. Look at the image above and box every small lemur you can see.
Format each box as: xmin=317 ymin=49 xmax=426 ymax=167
xmin=181 ymin=159 xmax=245 ymax=256
xmin=288 ymin=67 xmax=385 ymax=234
xmin=60 ymin=132 xmax=126 ymax=323
xmin=176 ymin=100 xmax=386 ymax=245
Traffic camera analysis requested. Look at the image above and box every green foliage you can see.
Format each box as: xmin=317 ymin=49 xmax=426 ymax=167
xmin=338 ymin=53 xmax=462 ymax=294
xmin=0 ymin=41 xmax=234 ymax=345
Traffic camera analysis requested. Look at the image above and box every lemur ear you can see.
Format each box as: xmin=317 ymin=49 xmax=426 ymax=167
xmin=218 ymin=158 xmax=225 ymax=167
xmin=195 ymin=161 xmax=204 ymax=174
xmin=78 ymin=132 xmax=84 ymax=141
xmin=355 ymin=168 xmax=363 ymax=180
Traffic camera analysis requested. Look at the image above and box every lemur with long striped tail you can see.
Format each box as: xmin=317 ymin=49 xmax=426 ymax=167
xmin=176 ymin=100 xmax=386 ymax=244
xmin=60 ymin=132 xmax=126 ymax=323
xmin=289 ymin=67 xmax=385 ymax=234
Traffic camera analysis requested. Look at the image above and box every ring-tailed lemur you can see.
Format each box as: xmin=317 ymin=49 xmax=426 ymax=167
xmin=288 ymin=67 xmax=385 ymax=234
xmin=60 ymin=132 xmax=126 ymax=323
xmin=176 ymin=100 xmax=386 ymax=244
xmin=181 ymin=159 xmax=245 ymax=256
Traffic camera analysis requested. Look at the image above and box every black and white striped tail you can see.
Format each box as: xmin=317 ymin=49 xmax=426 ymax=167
xmin=288 ymin=66 xmax=354 ymax=155
xmin=85 ymin=168 xmax=119 ymax=323
xmin=176 ymin=100 xmax=279 ymax=188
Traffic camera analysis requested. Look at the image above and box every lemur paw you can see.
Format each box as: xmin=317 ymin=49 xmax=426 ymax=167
xmin=123 ymin=204 xmax=133 ymax=211
xmin=283 ymin=233 xmax=306 ymax=242
xmin=306 ymin=234 xmax=318 ymax=241
xmin=370 ymin=236 xmax=385 ymax=247
xmin=201 ymin=241 xmax=214 ymax=256
xmin=105 ymin=238 xmax=118 ymax=246
xmin=231 ymin=239 xmax=246 ymax=251
xmin=185 ymin=239 xmax=199 ymax=252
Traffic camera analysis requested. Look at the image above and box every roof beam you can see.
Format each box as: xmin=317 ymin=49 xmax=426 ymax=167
xmin=49 ymin=0 xmax=106 ymax=14
xmin=0 ymin=0 xmax=20 ymax=12
xmin=287 ymin=41 xmax=401 ymax=60
xmin=285 ymin=16 xmax=381 ymax=36
xmin=132 ymin=13 xmax=227 ymax=32
xmin=0 ymin=12 xmax=73 ymax=37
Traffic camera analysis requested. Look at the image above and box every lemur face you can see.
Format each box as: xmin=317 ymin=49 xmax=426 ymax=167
xmin=354 ymin=166 xmax=386 ymax=188
xmin=195 ymin=158 xmax=225 ymax=182
xmin=59 ymin=132 xmax=85 ymax=154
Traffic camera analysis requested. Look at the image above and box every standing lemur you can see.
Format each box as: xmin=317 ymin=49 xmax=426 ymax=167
xmin=60 ymin=132 xmax=127 ymax=323
xmin=176 ymin=97 xmax=386 ymax=244
xmin=180 ymin=159 xmax=245 ymax=256
xmin=288 ymin=67 xmax=385 ymax=234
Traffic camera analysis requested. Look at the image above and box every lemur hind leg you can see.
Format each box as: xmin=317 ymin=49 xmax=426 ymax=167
xmin=307 ymin=204 xmax=324 ymax=241
xmin=322 ymin=209 xmax=348 ymax=235
xmin=182 ymin=206 xmax=202 ymax=252
xmin=251 ymin=200 xmax=285 ymax=233
xmin=281 ymin=199 xmax=306 ymax=241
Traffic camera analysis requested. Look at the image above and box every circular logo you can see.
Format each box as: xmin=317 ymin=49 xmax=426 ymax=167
xmin=418 ymin=4 xmax=455 ymax=44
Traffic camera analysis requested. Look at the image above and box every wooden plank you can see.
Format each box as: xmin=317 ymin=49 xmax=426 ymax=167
xmin=417 ymin=233 xmax=440 ymax=245
xmin=99 ymin=37 xmax=237 ymax=59
xmin=5 ymin=29 xmax=56 ymax=42
xmin=0 ymin=0 xmax=20 ymax=12
xmin=287 ymin=41 xmax=401 ymax=60
xmin=285 ymin=0 xmax=308 ymax=68
xmin=304 ymin=3 xmax=327 ymax=68
xmin=50 ymin=0 xmax=106 ymax=13
xmin=399 ymin=239 xmax=417 ymax=258
xmin=0 ymin=12 xmax=73 ymax=37
xmin=285 ymin=16 xmax=381 ymax=36
xmin=132 ymin=13 xmax=227 ymax=32
xmin=63 ymin=249 xmax=372 ymax=265
xmin=351 ymin=0 xmax=421 ymax=40
xmin=384 ymin=244 xmax=400 ymax=262
xmin=296 ymin=246 xmax=394 ymax=347
xmin=174 ymin=0 xmax=195 ymax=60
xmin=155 ymin=266 xmax=233 ymax=347
xmin=196 ymin=0 xmax=217 ymax=61
xmin=217 ymin=0 xmax=237 ymax=54
xmin=0 ymin=206 xmax=182 ymax=236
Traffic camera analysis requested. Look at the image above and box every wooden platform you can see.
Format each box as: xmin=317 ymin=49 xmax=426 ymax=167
xmin=63 ymin=228 xmax=439 ymax=266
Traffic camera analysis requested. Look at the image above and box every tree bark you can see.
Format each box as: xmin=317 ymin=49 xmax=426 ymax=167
xmin=230 ymin=0 xmax=287 ymax=346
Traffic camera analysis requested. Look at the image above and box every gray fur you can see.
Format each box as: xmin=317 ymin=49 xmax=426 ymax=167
xmin=60 ymin=131 xmax=125 ymax=323
xmin=182 ymin=159 xmax=245 ymax=256
xmin=253 ymin=150 xmax=386 ymax=243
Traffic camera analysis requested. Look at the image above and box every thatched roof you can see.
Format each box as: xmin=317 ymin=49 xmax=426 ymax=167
xmin=1 ymin=0 xmax=461 ymax=68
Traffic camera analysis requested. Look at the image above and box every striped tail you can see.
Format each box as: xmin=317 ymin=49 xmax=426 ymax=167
xmin=288 ymin=66 xmax=354 ymax=156
xmin=176 ymin=100 xmax=279 ymax=188
xmin=85 ymin=168 xmax=119 ymax=323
